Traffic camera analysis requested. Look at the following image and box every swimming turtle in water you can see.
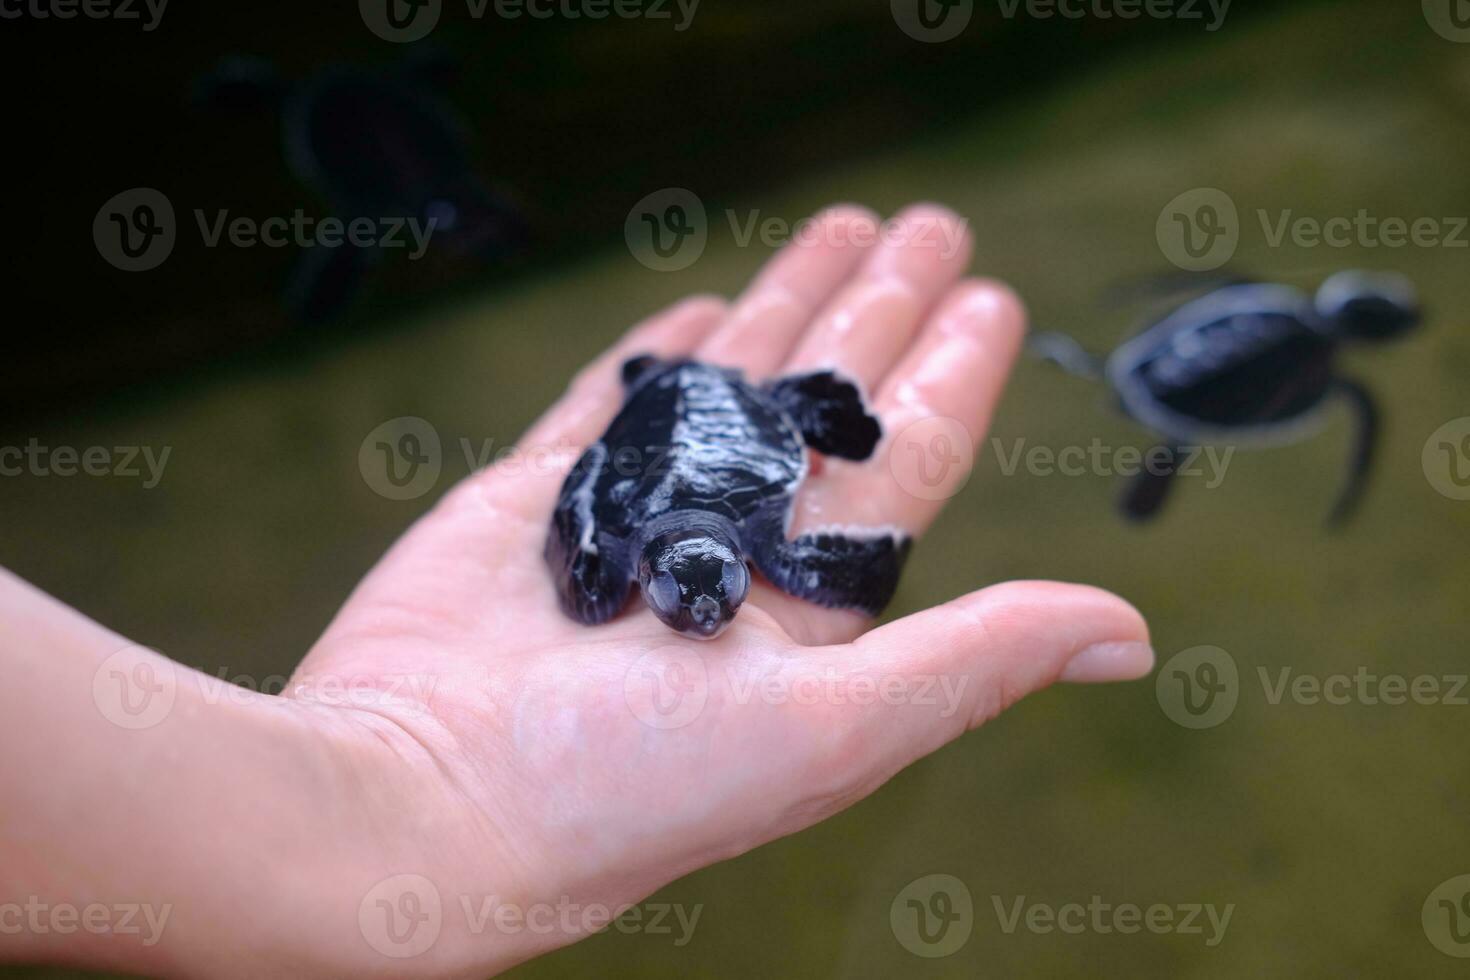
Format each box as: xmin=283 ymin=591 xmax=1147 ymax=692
xmin=193 ymin=50 xmax=528 ymax=322
xmin=546 ymin=357 xmax=910 ymax=639
xmin=1030 ymin=270 xmax=1420 ymax=524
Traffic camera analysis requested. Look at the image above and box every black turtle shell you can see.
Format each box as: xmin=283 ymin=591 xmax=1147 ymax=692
xmin=578 ymin=360 xmax=805 ymax=550
xmin=1107 ymin=284 xmax=1338 ymax=441
xmin=283 ymin=71 xmax=471 ymax=212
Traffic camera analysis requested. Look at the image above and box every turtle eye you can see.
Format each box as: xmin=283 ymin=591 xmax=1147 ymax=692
xmin=720 ymin=561 xmax=750 ymax=606
xmin=646 ymin=571 xmax=682 ymax=616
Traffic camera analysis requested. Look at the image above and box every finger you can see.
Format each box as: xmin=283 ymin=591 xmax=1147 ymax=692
xmin=697 ymin=205 xmax=880 ymax=377
xmin=519 ymin=294 xmax=727 ymax=451
xmin=781 ymin=204 xmax=974 ymax=391
xmin=785 ymin=582 xmax=1152 ymax=818
xmin=796 ymin=279 xmax=1027 ymax=533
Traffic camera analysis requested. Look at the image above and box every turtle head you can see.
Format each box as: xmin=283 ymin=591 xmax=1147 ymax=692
xmin=638 ymin=528 xmax=751 ymax=640
xmin=1315 ymin=270 xmax=1421 ymax=342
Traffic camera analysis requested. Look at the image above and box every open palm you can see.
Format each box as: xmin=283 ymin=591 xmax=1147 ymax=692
xmin=289 ymin=203 xmax=1152 ymax=975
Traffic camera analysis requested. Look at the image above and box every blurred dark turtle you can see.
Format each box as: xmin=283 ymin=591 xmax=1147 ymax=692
xmin=1030 ymin=271 xmax=1421 ymax=524
xmin=546 ymin=357 xmax=910 ymax=639
xmin=193 ymin=51 xmax=528 ymax=322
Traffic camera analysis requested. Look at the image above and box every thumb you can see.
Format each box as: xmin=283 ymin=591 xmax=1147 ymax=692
xmin=800 ymin=581 xmax=1152 ymax=809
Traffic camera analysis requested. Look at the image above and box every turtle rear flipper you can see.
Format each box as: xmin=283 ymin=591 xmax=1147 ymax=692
xmin=546 ymin=444 xmax=634 ymax=624
xmin=191 ymin=56 xmax=286 ymax=115
xmin=287 ymin=240 xmax=371 ymax=323
xmin=1327 ymin=378 xmax=1379 ymax=527
xmin=1119 ymin=446 xmax=1180 ymax=522
xmin=765 ymin=370 xmax=881 ymax=461
xmin=747 ymin=510 xmax=910 ymax=616
xmin=1027 ymin=332 xmax=1106 ymax=380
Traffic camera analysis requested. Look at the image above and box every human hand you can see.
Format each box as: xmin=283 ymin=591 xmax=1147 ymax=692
xmin=0 ymin=203 xmax=1152 ymax=980
xmin=285 ymin=202 xmax=1155 ymax=975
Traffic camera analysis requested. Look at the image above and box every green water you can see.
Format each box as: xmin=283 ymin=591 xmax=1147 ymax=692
xmin=4 ymin=1 xmax=1469 ymax=976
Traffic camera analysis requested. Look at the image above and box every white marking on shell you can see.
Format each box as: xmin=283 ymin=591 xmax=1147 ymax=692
xmin=572 ymin=443 xmax=605 ymax=555
xmin=803 ymin=522 xmax=910 ymax=545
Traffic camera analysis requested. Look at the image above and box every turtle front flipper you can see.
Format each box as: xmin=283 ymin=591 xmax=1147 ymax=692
xmin=746 ymin=510 xmax=911 ymax=616
xmin=764 ymin=370 xmax=882 ymax=461
xmin=287 ymin=239 xmax=371 ymax=323
xmin=1327 ymin=378 xmax=1379 ymax=527
xmin=545 ymin=443 xmax=634 ymax=624
xmin=621 ymin=355 xmax=663 ymax=389
xmin=1119 ymin=446 xmax=1181 ymax=522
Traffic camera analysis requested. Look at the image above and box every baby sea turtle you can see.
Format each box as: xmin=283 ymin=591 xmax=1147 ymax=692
xmin=1031 ymin=270 xmax=1420 ymax=523
xmin=546 ymin=357 xmax=910 ymax=639
xmin=194 ymin=51 xmax=527 ymax=322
